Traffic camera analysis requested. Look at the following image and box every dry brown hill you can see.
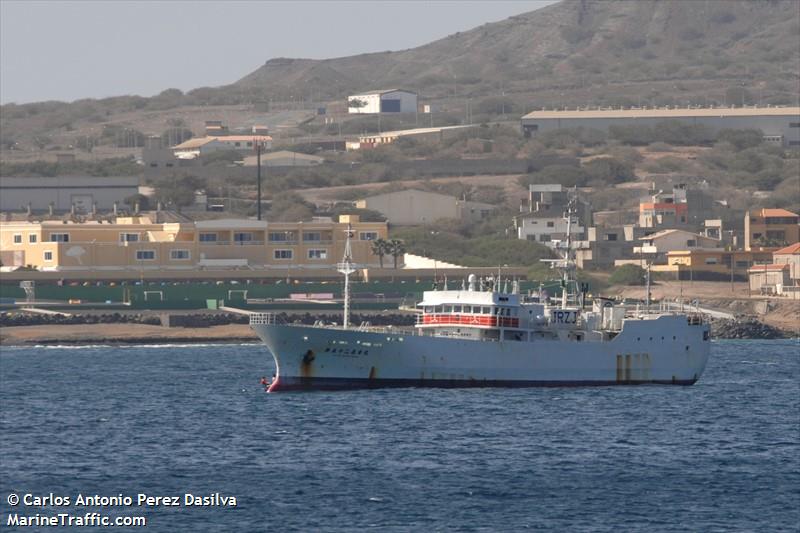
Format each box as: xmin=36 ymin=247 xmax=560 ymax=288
xmin=234 ymin=0 xmax=800 ymax=105
xmin=1 ymin=0 xmax=798 ymax=153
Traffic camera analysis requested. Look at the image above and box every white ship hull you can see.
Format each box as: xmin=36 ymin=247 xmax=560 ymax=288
xmin=252 ymin=315 xmax=710 ymax=391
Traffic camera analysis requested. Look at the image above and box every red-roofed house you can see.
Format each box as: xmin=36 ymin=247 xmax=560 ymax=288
xmin=744 ymin=208 xmax=800 ymax=251
xmin=774 ymin=242 xmax=800 ymax=282
xmin=748 ymin=242 xmax=800 ymax=297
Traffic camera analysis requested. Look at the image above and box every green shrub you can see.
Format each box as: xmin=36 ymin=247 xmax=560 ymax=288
xmin=583 ymin=157 xmax=635 ymax=183
xmin=519 ymin=165 xmax=588 ymax=188
xmin=717 ymin=129 xmax=763 ymax=150
xmin=643 ymin=156 xmax=687 ymax=174
xmin=201 ymin=150 xmax=242 ymax=166
xmin=391 ymin=227 xmax=555 ymax=268
xmin=609 ymin=264 xmax=646 ymax=286
xmin=647 ymin=142 xmax=674 ymax=152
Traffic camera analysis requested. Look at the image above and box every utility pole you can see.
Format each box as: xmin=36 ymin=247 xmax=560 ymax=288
xmin=256 ymin=142 xmax=262 ymax=221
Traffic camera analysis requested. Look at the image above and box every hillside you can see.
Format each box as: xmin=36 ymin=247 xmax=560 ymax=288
xmin=1 ymin=0 xmax=798 ymax=153
xmin=236 ymin=0 xmax=800 ymax=105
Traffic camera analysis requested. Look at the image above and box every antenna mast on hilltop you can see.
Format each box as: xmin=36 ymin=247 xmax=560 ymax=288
xmin=338 ymin=224 xmax=357 ymax=330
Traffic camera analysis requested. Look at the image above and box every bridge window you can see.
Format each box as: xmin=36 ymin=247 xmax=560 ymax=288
xmin=453 ymin=305 xmax=462 ymax=313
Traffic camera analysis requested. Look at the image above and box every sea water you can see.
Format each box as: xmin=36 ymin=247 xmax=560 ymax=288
xmin=1 ymin=340 xmax=798 ymax=532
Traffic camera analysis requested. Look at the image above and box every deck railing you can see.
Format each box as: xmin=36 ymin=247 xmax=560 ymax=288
xmin=249 ymin=312 xmax=280 ymax=325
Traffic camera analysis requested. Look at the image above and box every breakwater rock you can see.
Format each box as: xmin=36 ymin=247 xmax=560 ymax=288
xmin=160 ymin=312 xmax=415 ymax=328
xmin=0 ymin=312 xmax=162 ymax=327
xmin=0 ymin=311 xmax=416 ymax=329
xmin=710 ymin=318 xmax=788 ymax=339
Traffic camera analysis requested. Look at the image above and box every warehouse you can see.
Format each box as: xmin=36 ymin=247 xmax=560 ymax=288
xmin=347 ymin=89 xmax=417 ymax=114
xmin=520 ymin=106 xmax=800 ymax=147
xmin=0 ymin=176 xmax=140 ymax=213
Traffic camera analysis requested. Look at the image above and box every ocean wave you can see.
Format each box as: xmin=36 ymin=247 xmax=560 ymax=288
xmin=1 ymin=342 xmax=262 ymax=351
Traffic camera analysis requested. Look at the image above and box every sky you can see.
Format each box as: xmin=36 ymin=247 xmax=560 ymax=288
xmin=0 ymin=0 xmax=557 ymax=105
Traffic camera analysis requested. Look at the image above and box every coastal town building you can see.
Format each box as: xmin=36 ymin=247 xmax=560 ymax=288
xmin=637 ymin=228 xmax=720 ymax=256
xmin=345 ymin=125 xmax=477 ymax=150
xmin=748 ymin=264 xmax=792 ymax=296
xmin=638 ymin=184 xmax=712 ymax=231
xmin=701 ymin=219 xmax=723 ymax=240
xmin=242 ymin=151 xmax=323 ymax=167
xmin=520 ymin=106 xmax=800 ymax=147
xmin=515 ymin=184 xmax=591 ymax=247
xmin=773 ymin=242 xmax=800 ymax=281
xmin=744 ymin=208 xmax=800 ymax=251
xmin=0 ymin=176 xmax=140 ymax=213
xmin=0 ymin=215 xmax=389 ymax=274
xmin=347 ymin=89 xmax=417 ymax=114
xmin=355 ymin=189 xmax=495 ymax=226
xmin=653 ymin=249 xmax=773 ymax=281
xmin=573 ymin=225 xmax=639 ymax=269
xmin=204 ymin=120 xmax=228 ymax=136
xmin=172 ymin=135 xmax=273 ymax=159
xmin=749 ymin=242 xmax=800 ymax=297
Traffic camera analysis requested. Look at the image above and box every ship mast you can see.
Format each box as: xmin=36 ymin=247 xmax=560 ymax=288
xmin=536 ymin=189 xmax=579 ymax=308
xmin=561 ymin=190 xmax=577 ymax=308
xmin=337 ymin=223 xmax=356 ymax=329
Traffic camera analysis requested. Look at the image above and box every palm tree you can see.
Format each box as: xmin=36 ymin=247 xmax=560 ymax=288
xmin=371 ymin=238 xmax=388 ymax=268
xmin=388 ymin=239 xmax=406 ymax=269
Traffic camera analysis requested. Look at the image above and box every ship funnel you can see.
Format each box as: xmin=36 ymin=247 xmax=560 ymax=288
xmin=468 ymin=273 xmax=477 ymax=291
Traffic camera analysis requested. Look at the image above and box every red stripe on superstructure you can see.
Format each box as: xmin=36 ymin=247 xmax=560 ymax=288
xmin=420 ymin=314 xmax=520 ymax=328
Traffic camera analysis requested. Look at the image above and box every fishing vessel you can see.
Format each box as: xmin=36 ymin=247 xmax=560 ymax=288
xmin=250 ymin=202 xmax=710 ymax=392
